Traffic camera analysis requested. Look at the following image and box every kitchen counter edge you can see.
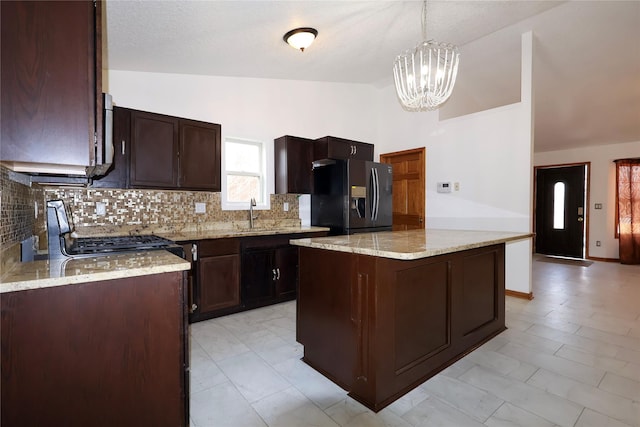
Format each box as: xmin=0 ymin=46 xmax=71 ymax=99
xmin=289 ymin=229 xmax=534 ymax=260
xmin=1 ymin=251 xmax=191 ymax=293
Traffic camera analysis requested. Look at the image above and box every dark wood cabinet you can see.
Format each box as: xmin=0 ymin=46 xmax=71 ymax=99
xmin=185 ymin=231 xmax=327 ymax=323
xmin=92 ymin=106 xmax=131 ymax=188
xmin=1 ymin=0 xmax=101 ymax=170
xmin=1 ymin=271 xmax=188 ymax=427
xmin=274 ymin=246 xmax=299 ymax=299
xmin=116 ymin=109 xmax=221 ymax=191
xmin=130 ymin=110 xmax=180 ymax=188
xmin=188 ymin=238 xmax=241 ymax=322
xmin=314 ymin=136 xmax=374 ymax=161
xmin=179 ymin=119 xmax=222 ymax=190
xmin=275 ymin=135 xmax=314 ymax=194
xmin=297 ymin=244 xmax=506 ymax=412
xmin=199 ymin=254 xmax=240 ymax=312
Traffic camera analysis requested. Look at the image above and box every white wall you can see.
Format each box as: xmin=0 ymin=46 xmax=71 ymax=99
xmin=105 ymin=31 xmax=534 ymax=294
xmin=534 ymin=141 xmax=640 ymax=260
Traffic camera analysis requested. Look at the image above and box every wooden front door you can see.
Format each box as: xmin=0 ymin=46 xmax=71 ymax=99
xmin=535 ymin=164 xmax=587 ymax=258
xmin=380 ymin=148 xmax=425 ymax=230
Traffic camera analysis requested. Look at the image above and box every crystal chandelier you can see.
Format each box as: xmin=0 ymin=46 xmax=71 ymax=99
xmin=393 ymin=0 xmax=460 ymax=111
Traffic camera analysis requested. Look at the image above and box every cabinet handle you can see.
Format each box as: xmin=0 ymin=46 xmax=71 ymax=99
xmin=272 ymin=268 xmax=278 ymax=281
xmin=276 ymin=268 xmax=280 ymax=280
xmin=353 ymin=145 xmax=357 ymax=156
xmin=191 ymin=243 xmax=198 ymax=262
xmin=121 ymin=140 xmax=126 ymax=155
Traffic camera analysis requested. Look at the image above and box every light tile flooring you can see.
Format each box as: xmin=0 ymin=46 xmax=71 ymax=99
xmin=189 ymin=256 xmax=640 ymax=427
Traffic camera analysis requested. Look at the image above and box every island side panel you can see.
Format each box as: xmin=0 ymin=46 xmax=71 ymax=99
xmin=1 ymin=271 xmax=187 ymax=427
xmin=297 ymin=247 xmax=357 ymax=390
xmin=356 ymin=244 xmax=507 ymax=411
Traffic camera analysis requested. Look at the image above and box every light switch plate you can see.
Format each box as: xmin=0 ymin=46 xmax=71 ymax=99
xmin=283 ymin=202 xmax=289 ymax=212
xmin=195 ymin=202 xmax=206 ymax=214
xmin=595 ymin=203 xmax=603 ymax=209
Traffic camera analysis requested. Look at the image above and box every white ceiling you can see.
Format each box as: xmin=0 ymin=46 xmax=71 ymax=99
xmin=105 ymin=0 xmax=640 ymax=153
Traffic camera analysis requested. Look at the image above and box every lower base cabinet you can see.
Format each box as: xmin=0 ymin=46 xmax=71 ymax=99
xmin=1 ymin=271 xmax=188 ymax=427
xmin=241 ymin=237 xmax=299 ymax=308
xmin=187 ymin=231 xmax=327 ymax=323
xmin=188 ymin=238 xmax=241 ymax=323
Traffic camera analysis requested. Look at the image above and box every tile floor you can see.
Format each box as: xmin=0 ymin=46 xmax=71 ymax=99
xmin=189 ymin=256 xmax=640 ymax=427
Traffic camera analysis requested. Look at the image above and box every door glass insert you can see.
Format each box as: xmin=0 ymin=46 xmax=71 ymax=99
xmin=553 ymin=182 xmax=565 ymax=229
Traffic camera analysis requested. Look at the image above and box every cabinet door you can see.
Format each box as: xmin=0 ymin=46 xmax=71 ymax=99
xmin=241 ymin=249 xmax=275 ymax=304
xmin=314 ymin=136 xmax=374 ymax=161
xmin=179 ymin=119 xmax=221 ymax=191
xmin=351 ymin=141 xmax=374 ymax=161
xmin=275 ymin=136 xmax=314 ymax=194
xmin=1 ymin=1 xmax=96 ymax=168
xmin=92 ymin=106 xmax=130 ymax=188
xmin=130 ymin=111 xmax=179 ymax=188
xmin=275 ymin=246 xmax=299 ymax=299
xmin=198 ymin=254 xmax=240 ymax=313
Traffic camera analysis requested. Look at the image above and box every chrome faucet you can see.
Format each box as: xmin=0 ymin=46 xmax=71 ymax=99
xmin=249 ymin=198 xmax=258 ymax=229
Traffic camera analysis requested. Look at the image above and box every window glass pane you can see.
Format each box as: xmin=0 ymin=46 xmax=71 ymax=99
xmin=227 ymin=175 xmax=261 ymax=203
xmin=226 ymin=141 xmax=261 ymax=173
xmin=553 ymin=182 xmax=565 ymax=230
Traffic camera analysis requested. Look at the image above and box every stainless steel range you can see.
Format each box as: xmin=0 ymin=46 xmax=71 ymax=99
xmin=46 ymin=200 xmax=184 ymax=259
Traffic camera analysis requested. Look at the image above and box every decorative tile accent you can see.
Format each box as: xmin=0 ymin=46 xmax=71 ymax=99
xmin=42 ymin=188 xmax=300 ymax=235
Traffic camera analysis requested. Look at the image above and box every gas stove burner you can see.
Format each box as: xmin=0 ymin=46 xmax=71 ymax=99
xmin=69 ymin=235 xmax=177 ymax=254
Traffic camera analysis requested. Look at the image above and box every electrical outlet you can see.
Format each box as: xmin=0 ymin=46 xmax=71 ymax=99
xmin=195 ymin=202 xmax=206 ymax=214
xmin=596 ymin=241 xmax=601 ymax=247
xmin=454 ymin=182 xmax=460 ymax=191
xmin=283 ymin=202 xmax=289 ymax=212
xmin=96 ymin=202 xmax=106 ymax=216
xmin=594 ymin=203 xmax=603 ymax=209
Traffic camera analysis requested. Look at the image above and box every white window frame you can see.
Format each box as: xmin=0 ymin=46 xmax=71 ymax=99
xmin=221 ymin=137 xmax=269 ymax=211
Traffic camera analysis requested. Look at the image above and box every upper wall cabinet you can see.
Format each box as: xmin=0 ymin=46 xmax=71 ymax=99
xmin=314 ymin=136 xmax=374 ymax=162
xmin=274 ymin=135 xmax=315 ymax=194
xmin=129 ymin=110 xmax=221 ymax=191
xmin=0 ymin=0 xmax=101 ymax=174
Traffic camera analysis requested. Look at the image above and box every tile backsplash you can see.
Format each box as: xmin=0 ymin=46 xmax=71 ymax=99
xmin=43 ymin=188 xmax=301 ymax=236
xmin=0 ymin=166 xmax=45 ymax=272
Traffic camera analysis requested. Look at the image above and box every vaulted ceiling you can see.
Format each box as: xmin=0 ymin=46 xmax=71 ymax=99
xmin=105 ymin=1 xmax=640 ymax=153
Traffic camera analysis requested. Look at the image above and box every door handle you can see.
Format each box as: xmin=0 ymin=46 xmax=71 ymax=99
xmin=578 ymin=217 xmax=584 ymax=222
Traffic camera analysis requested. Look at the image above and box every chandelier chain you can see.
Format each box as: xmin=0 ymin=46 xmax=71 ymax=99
xmin=421 ymin=0 xmax=428 ymax=41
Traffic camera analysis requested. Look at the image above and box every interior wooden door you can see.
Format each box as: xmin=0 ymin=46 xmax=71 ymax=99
xmin=535 ymin=164 xmax=587 ymax=258
xmin=380 ymin=148 xmax=425 ymax=230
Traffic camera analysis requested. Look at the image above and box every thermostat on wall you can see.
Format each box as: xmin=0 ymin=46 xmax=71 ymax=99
xmin=437 ymin=182 xmax=452 ymax=193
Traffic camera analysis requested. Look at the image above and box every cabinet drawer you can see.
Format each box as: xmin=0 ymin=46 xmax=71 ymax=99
xmin=199 ymin=238 xmax=240 ymax=257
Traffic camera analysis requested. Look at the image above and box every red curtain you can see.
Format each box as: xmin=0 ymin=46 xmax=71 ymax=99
xmin=616 ymin=158 xmax=640 ymax=264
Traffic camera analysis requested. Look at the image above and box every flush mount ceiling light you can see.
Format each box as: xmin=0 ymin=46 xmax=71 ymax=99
xmin=283 ymin=27 xmax=318 ymax=52
xmin=393 ymin=0 xmax=460 ymax=111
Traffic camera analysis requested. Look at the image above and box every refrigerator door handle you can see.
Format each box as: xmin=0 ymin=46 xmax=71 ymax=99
xmin=371 ymin=167 xmax=379 ymax=221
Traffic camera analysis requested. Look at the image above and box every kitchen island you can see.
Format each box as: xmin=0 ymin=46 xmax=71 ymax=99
xmin=291 ymin=229 xmax=532 ymax=412
xmin=1 ymin=251 xmax=191 ymax=427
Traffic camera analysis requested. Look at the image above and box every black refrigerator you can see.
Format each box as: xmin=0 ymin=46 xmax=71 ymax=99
xmin=311 ymin=159 xmax=393 ymax=235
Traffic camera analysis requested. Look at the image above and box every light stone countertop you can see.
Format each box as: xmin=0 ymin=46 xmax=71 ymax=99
xmin=1 ymin=251 xmax=190 ymax=293
xmin=161 ymin=226 xmax=330 ymax=242
xmin=289 ymin=229 xmax=533 ymax=260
